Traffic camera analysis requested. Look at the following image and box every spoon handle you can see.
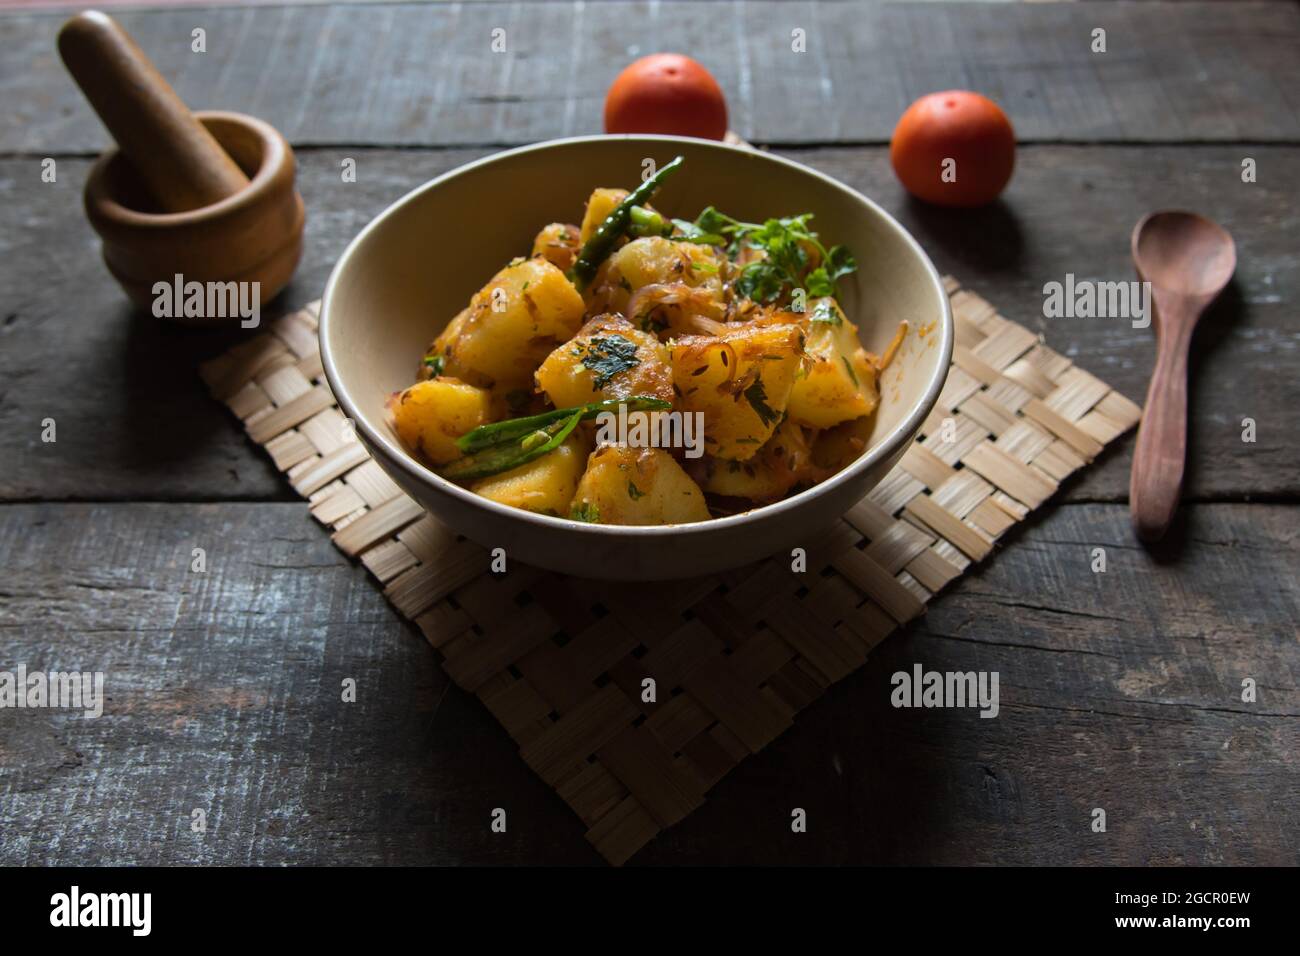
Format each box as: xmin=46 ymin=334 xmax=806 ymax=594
xmin=1129 ymin=291 xmax=1197 ymax=542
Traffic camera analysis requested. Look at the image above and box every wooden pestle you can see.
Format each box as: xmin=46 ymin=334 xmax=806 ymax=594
xmin=58 ymin=10 xmax=249 ymax=213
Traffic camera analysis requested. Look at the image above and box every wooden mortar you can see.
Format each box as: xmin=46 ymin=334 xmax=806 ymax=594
xmin=60 ymin=11 xmax=304 ymax=318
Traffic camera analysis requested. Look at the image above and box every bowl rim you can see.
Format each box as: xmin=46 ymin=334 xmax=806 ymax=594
xmin=320 ymin=133 xmax=954 ymax=539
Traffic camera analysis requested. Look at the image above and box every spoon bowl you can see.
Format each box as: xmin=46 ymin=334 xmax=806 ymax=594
xmin=1132 ymin=211 xmax=1237 ymax=298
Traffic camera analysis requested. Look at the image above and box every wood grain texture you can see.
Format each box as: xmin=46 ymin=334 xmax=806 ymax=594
xmin=3 ymin=1 xmax=1300 ymax=153
xmin=2 ymin=145 xmax=1295 ymax=502
xmin=0 ymin=501 xmax=1294 ymax=865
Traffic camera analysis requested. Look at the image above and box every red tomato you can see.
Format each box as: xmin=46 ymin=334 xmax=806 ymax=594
xmin=890 ymin=91 xmax=1016 ymax=207
xmin=604 ymin=53 xmax=728 ymax=141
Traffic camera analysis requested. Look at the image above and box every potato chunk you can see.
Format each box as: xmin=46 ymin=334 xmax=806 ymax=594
xmin=387 ymin=377 xmax=494 ymax=465
xmin=670 ymin=321 xmax=803 ymax=461
xmin=701 ymin=419 xmax=816 ymax=502
xmin=569 ymin=445 xmax=710 ymax=525
xmin=785 ymin=297 xmax=880 ymax=429
xmin=811 ymin=413 xmax=876 ymax=475
xmin=534 ymin=315 xmax=674 ymax=409
xmin=430 ymin=258 xmax=585 ymax=397
xmin=579 ymin=188 xmax=628 ymax=244
xmin=610 ymin=236 xmax=724 ymax=292
xmin=595 ymin=236 xmax=726 ymax=321
xmin=470 ymin=433 xmax=589 ymax=516
xmin=531 ymin=222 xmax=580 ymax=272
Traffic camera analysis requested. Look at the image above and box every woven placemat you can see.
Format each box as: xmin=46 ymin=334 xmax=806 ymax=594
xmin=200 ymin=276 xmax=1140 ymax=864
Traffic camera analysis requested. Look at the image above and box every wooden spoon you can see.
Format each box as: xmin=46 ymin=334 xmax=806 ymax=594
xmin=1129 ymin=211 xmax=1236 ymax=543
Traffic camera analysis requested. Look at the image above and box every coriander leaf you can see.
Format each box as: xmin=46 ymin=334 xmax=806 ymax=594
xmin=805 ymin=267 xmax=834 ymax=298
xmin=743 ymin=376 xmax=780 ymax=427
xmin=581 ymin=334 xmax=641 ymax=389
xmin=687 ymin=206 xmax=859 ymax=302
xmin=693 ymin=206 xmax=736 ymax=237
xmin=571 ymin=501 xmax=601 ymax=523
xmin=737 ymin=260 xmax=785 ymax=303
xmin=672 ymin=218 xmax=726 ymax=245
xmin=627 ymin=481 xmax=645 ymax=500
xmin=824 ymin=245 xmax=857 ymax=282
xmin=423 ymin=354 xmax=445 ymax=375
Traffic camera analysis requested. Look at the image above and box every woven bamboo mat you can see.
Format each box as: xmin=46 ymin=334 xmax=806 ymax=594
xmin=200 ymin=276 xmax=1140 ymax=864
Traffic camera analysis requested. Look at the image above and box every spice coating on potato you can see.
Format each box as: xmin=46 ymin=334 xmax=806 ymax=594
xmin=670 ymin=321 xmax=803 ymax=461
xmin=785 ymin=297 xmax=880 ymax=429
xmin=701 ymin=419 xmax=819 ymax=502
xmin=387 ymin=377 xmax=495 ymax=466
xmin=534 ymin=314 xmax=674 ymax=409
xmin=470 ymin=432 xmax=590 ymax=515
xmin=611 ymin=236 xmax=724 ymax=293
xmin=570 ymin=445 xmax=710 ymax=525
xmin=531 ymin=222 xmax=580 ymax=272
xmin=591 ymin=236 xmax=726 ymax=319
xmin=430 ymin=257 xmax=585 ymax=397
xmin=811 ymin=413 xmax=876 ymax=475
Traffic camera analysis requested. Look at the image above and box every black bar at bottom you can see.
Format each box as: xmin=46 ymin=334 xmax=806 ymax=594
xmin=2 ymin=865 xmax=1287 ymax=941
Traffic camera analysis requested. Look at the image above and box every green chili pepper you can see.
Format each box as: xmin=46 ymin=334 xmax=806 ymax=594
xmin=441 ymin=410 xmax=584 ymax=482
xmin=627 ymin=205 xmax=673 ymax=238
xmin=569 ymin=156 xmax=685 ymax=292
xmin=454 ymin=395 xmax=671 ymax=454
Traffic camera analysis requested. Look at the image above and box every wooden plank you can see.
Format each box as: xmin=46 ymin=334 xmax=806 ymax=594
xmin=0 ymin=502 xmax=597 ymax=865
xmin=0 ymin=500 xmax=1294 ymax=865
xmin=3 ymin=2 xmax=1299 ymax=152
xmin=1 ymin=144 xmax=1296 ymax=502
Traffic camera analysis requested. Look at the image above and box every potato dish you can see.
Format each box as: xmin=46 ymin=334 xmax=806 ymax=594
xmin=387 ymin=157 xmax=904 ymax=526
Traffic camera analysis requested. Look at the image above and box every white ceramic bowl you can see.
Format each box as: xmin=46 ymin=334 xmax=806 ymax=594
xmin=320 ymin=135 xmax=952 ymax=580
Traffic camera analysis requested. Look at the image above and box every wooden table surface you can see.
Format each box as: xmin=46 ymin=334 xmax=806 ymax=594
xmin=1 ymin=0 xmax=1297 ymax=866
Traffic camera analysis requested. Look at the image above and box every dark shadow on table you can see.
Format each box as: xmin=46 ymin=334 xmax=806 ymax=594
xmin=113 ymin=286 xmax=302 ymax=493
xmin=900 ymin=196 xmax=1026 ymax=276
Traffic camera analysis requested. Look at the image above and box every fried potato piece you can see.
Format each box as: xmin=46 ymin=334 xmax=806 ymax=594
xmin=429 ymin=258 xmax=585 ymax=398
xmin=594 ymin=236 xmax=726 ymax=320
xmin=470 ymin=432 xmax=590 ymax=516
xmin=531 ymin=222 xmax=580 ymax=272
xmin=534 ymin=315 xmax=674 ymax=409
xmin=387 ymin=377 xmax=494 ymax=465
xmin=811 ymin=413 xmax=876 ymax=475
xmin=670 ymin=321 xmax=803 ymax=461
xmin=579 ymin=188 xmax=629 ymax=244
xmin=569 ymin=445 xmax=710 ymax=525
xmin=701 ymin=419 xmax=818 ymax=502
xmin=785 ymin=297 xmax=880 ymax=429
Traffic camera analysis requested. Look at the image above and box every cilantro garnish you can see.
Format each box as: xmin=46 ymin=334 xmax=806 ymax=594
xmin=627 ymin=481 xmax=645 ymax=500
xmin=743 ymin=376 xmax=780 ymax=426
xmin=571 ymin=501 xmax=601 ymax=523
xmin=423 ymin=354 xmax=445 ymax=375
xmin=580 ymin=334 xmax=641 ymax=389
xmin=688 ymin=206 xmax=857 ymax=303
xmin=671 ymin=218 xmax=726 ymax=245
